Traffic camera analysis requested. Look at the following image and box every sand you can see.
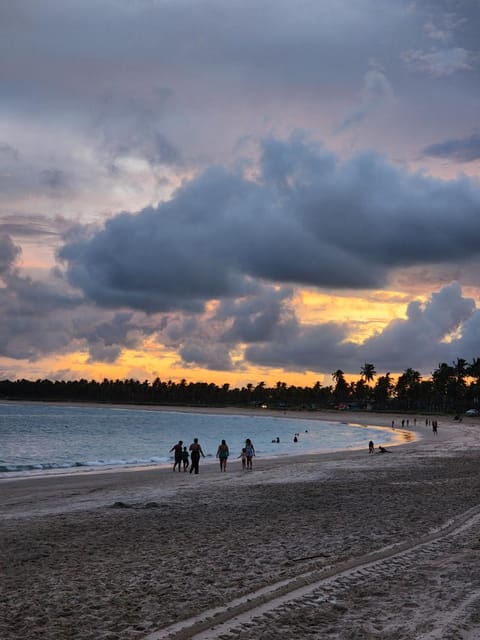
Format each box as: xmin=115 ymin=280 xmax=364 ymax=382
xmin=2 ymin=408 xmax=480 ymax=639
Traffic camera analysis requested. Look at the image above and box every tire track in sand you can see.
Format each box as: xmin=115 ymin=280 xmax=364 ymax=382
xmin=144 ymin=505 xmax=480 ymax=640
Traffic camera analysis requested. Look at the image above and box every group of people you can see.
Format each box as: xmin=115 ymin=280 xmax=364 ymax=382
xmin=169 ymin=437 xmax=255 ymax=473
xmin=169 ymin=438 xmax=205 ymax=474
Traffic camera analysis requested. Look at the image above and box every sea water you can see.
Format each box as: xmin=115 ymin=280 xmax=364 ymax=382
xmin=0 ymin=402 xmax=401 ymax=477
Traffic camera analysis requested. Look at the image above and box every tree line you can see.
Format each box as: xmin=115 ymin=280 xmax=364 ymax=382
xmin=1 ymin=358 xmax=480 ymax=414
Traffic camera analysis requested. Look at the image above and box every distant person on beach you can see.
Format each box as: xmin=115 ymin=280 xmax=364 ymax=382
xmin=182 ymin=446 xmax=189 ymax=472
xmin=293 ymin=436 xmax=298 ymax=443
xmin=369 ymin=440 xmax=374 ymax=454
xmin=432 ymin=420 xmax=438 ymax=435
xmin=169 ymin=440 xmax=183 ymax=472
xmin=189 ymin=438 xmax=205 ymax=474
xmin=216 ymin=439 xmax=229 ymax=472
xmin=238 ymin=447 xmax=247 ymax=470
xmin=378 ymin=445 xmax=391 ymax=453
xmin=245 ymin=438 xmax=255 ymax=470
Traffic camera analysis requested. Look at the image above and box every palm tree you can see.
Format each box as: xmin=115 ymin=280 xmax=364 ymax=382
xmin=432 ymin=362 xmax=455 ymax=411
xmin=467 ymin=357 xmax=480 ymax=382
xmin=360 ymin=362 xmax=376 ymax=384
xmin=395 ymin=368 xmax=422 ymax=410
xmin=332 ymin=370 xmax=349 ymax=404
xmin=373 ymin=372 xmax=393 ymax=407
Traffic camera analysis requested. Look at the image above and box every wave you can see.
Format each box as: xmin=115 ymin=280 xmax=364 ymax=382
xmin=0 ymin=456 xmax=169 ymax=474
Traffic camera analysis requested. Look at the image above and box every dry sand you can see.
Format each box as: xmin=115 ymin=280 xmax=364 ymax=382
xmin=2 ymin=408 xmax=480 ymax=639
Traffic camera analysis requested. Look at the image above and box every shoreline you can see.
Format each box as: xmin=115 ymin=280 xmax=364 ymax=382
xmin=0 ymin=401 xmax=415 ymax=482
xmin=2 ymin=407 xmax=480 ymax=639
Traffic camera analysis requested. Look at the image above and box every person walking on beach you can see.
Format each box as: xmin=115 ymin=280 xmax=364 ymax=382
xmin=182 ymin=446 xmax=189 ymax=472
xmin=216 ymin=439 xmax=229 ymax=472
xmin=245 ymin=438 xmax=255 ymax=470
xmin=169 ymin=440 xmax=183 ymax=472
xmin=189 ymin=437 xmax=205 ymax=474
xmin=369 ymin=440 xmax=374 ymax=454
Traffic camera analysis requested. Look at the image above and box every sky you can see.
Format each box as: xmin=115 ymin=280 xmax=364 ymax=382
xmin=1 ymin=0 xmax=480 ymax=388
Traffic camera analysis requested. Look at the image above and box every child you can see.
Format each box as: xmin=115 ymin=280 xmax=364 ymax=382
xmin=238 ymin=447 xmax=247 ymax=470
xmin=182 ymin=446 xmax=189 ymax=471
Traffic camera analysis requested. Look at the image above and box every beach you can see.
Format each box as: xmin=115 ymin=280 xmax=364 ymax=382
xmin=2 ymin=409 xmax=480 ymax=639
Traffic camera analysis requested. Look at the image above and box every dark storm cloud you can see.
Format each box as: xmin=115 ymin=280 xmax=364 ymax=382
xmin=58 ymin=136 xmax=480 ymax=313
xmin=423 ymin=133 xmax=480 ymax=162
xmin=0 ymin=271 xmax=84 ymax=359
xmin=179 ymin=341 xmax=234 ymax=371
xmin=217 ymin=286 xmax=293 ymax=344
xmin=245 ymin=320 xmax=355 ymax=373
xmin=0 ymin=262 xmax=155 ymax=362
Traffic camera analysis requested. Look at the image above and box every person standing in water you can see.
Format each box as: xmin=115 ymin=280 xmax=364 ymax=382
xmin=189 ymin=437 xmax=205 ymax=474
xmin=216 ymin=439 xmax=229 ymax=472
xmin=245 ymin=438 xmax=255 ymax=470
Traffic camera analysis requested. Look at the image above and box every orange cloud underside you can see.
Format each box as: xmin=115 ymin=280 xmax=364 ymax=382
xmin=296 ymin=290 xmax=408 ymax=342
xmin=4 ymin=291 xmax=414 ymax=387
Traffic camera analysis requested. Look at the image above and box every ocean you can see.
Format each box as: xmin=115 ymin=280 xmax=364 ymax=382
xmin=0 ymin=402 xmax=400 ymax=477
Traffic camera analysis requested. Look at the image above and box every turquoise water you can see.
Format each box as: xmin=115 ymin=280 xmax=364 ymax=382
xmin=0 ymin=402 xmax=399 ymax=477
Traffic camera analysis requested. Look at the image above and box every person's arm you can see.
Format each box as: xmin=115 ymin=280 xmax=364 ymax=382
xmin=200 ymin=446 xmax=205 ymax=457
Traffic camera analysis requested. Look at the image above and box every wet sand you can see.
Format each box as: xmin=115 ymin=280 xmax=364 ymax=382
xmin=2 ymin=408 xmax=480 ymax=639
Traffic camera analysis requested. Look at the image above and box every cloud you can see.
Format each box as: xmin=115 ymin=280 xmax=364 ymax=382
xmin=338 ymin=66 xmax=394 ymax=131
xmin=2 ymin=1 xmax=480 ymax=380
xmin=93 ymin=89 xmax=183 ymax=170
xmin=58 ymin=136 xmax=480 ymax=314
xmin=0 ymin=273 xmax=83 ymax=359
xmin=245 ymin=319 xmax=354 ymax=373
xmin=0 ymin=234 xmax=21 ymax=276
xmin=401 ymin=47 xmax=478 ymax=76
xmin=243 ymin=282 xmax=479 ymax=375
xmin=40 ymin=168 xmax=71 ymax=193
xmin=422 ymin=133 xmax=480 ymax=162
xmin=357 ymin=282 xmax=476 ymax=371
xmin=218 ymin=285 xmax=293 ymax=343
